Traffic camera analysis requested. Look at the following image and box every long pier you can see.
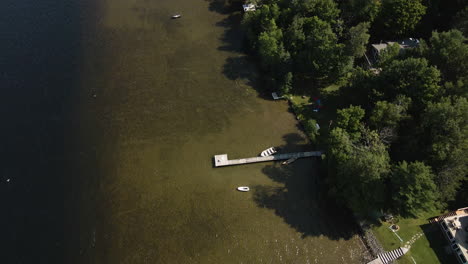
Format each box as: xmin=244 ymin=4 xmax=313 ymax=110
xmin=213 ymin=151 xmax=323 ymax=167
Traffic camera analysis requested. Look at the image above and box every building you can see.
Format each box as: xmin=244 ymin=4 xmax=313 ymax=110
xmin=242 ymin=3 xmax=256 ymax=12
xmin=436 ymin=207 xmax=468 ymax=264
xmin=370 ymin=38 xmax=420 ymax=62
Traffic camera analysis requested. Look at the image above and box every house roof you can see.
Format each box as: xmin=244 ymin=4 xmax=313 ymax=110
xmin=440 ymin=208 xmax=468 ymax=263
xmin=371 ymin=38 xmax=420 ymax=54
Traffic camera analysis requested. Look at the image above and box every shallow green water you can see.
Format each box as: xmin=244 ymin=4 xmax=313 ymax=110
xmin=1 ymin=0 xmax=371 ymax=263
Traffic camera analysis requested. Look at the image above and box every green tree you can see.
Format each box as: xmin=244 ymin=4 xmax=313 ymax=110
xmin=292 ymin=0 xmax=340 ymax=24
xmin=346 ymin=22 xmax=371 ymax=58
xmin=444 ymin=77 xmax=468 ymax=98
xmin=377 ymin=42 xmax=400 ymax=67
xmin=303 ymin=118 xmax=320 ymax=143
xmin=369 ymin=95 xmax=411 ymax=129
xmin=422 ymin=96 xmax=468 ymax=202
xmin=342 ymin=0 xmax=381 ymax=23
xmin=379 ymin=0 xmax=427 ymax=36
xmin=242 ymin=3 xmax=282 ymax=50
xmin=427 ymin=30 xmax=468 ymax=82
xmin=390 ymin=161 xmax=438 ymax=216
xmin=453 ymin=7 xmax=468 ymax=37
xmin=340 ymin=67 xmax=379 ymax=107
xmin=279 ymin=71 xmax=293 ymax=94
xmin=379 ymin=58 xmax=441 ymax=108
xmin=292 ymin=16 xmax=352 ymax=84
xmin=256 ymin=19 xmax=287 ymax=71
xmin=336 ymin=105 xmax=365 ymax=139
xmin=328 ymin=127 xmax=390 ymax=215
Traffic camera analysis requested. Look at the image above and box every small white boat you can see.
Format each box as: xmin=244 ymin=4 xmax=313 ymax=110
xmin=171 ymin=14 xmax=181 ymax=19
xmin=282 ymin=157 xmax=297 ymax=165
xmin=260 ymin=147 xmax=277 ymax=157
xmin=237 ymin=186 xmax=250 ymax=192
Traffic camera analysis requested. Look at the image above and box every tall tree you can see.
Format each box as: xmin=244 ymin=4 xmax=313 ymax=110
xmin=453 ymin=7 xmax=468 ymax=37
xmin=369 ymin=95 xmax=411 ymax=144
xmin=346 ymin=22 xmax=371 ymax=58
xmin=369 ymin=95 xmax=411 ymax=129
xmin=378 ymin=58 xmax=441 ymax=109
xmin=336 ymin=105 xmax=365 ymax=139
xmin=379 ymin=0 xmax=427 ymax=36
xmin=390 ymin=161 xmax=438 ymax=216
xmin=328 ymin=127 xmax=390 ymax=215
xmin=257 ymin=21 xmax=283 ymax=70
xmin=340 ymin=0 xmax=381 ymax=24
xmin=427 ymin=30 xmax=468 ymax=83
xmin=292 ymin=0 xmax=340 ymax=24
xmin=377 ymin=42 xmax=401 ymax=67
xmin=422 ymin=96 xmax=468 ymax=202
xmin=291 ymin=16 xmax=351 ymax=84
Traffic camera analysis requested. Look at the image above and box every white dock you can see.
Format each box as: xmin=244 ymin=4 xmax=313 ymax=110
xmin=214 ymin=151 xmax=323 ymax=167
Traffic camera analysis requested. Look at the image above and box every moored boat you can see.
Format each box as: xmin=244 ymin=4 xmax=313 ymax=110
xmin=171 ymin=14 xmax=181 ymax=19
xmin=237 ymin=186 xmax=250 ymax=192
xmin=260 ymin=147 xmax=277 ymax=157
xmin=282 ymin=157 xmax=297 ymax=165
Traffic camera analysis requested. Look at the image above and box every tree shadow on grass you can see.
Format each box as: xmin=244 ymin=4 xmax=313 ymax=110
xmin=253 ymin=133 xmax=362 ymax=240
xmin=420 ymin=223 xmax=459 ymax=264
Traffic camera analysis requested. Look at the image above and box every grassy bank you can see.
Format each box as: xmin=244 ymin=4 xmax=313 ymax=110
xmin=370 ymin=211 xmax=457 ymax=263
xmin=286 ymin=82 xmax=346 ymax=146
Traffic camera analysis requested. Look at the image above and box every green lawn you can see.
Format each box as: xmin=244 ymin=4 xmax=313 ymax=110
xmin=287 ymin=82 xmax=344 ymax=142
xmin=370 ymin=212 xmax=458 ymax=263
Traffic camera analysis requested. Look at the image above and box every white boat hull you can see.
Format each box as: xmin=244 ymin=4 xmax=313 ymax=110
xmin=282 ymin=157 xmax=297 ymax=165
xmin=260 ymin=147 xmax=277 ymax=157
xmin=237 ymin=186 xmax=250 ymax=192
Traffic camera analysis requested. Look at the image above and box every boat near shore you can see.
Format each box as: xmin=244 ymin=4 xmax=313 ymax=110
xmin=237 ymin=186 xmax=250 ymax=192
xmin=260 ymin=147 xmax=277 ymax=157
xmin=282 ymin=157 xmax=297 ymax=165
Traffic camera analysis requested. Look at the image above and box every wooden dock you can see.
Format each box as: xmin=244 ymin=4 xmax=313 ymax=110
xmin=213 ymin=151 xmax=323 ymax=167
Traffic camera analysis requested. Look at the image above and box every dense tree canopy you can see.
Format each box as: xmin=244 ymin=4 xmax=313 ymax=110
xmin=390 ymin=161 xmax=438 ymax=216
xmin=243 ymin=0 xmax=355 ymax=87
xmin=453 ymin=7 xmax=468 ymax=37
xmin=346 ymin=22 xmax=371 ymax=58
xmin=369 ymin=96 xmax=411 ymax=131
xmin=378 ymin=0 xmax=427 ymax=36
xmin=426 ymin=30 xmax=468 ymax=82
xmin=336 ymin=105 xmax=365 ymax=139
xmin=328 ymin=126 xmax=390 ymax=214
xmin=242 ymin=0 xmax=468 ymax=215
xmin=339 ymin=0 xmax=381 ymax=24
xmin=378 ymin=58 xmax=441 ymax=108
xmin=422 ymin=96 xmax=468 ymax=202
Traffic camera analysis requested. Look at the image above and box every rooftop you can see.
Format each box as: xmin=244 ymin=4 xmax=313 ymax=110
xmin=242 ymin=3 xmax=256 ymax=12
xmin=440 ymin=208 xmax=468 ymax=264
xmin=371 ymin=38 xmax=420 ymax=53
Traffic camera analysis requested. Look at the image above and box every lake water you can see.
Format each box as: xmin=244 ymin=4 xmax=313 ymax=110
xmin=1 ymin=0 xmax=371 ymax=263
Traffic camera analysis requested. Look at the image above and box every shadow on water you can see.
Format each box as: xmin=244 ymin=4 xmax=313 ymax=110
xmin=253 ymin=133 xmax=362 ymax=240
xmin=206 ymin=0 xmax=274 ymax=99
xmin=205 ymin=0 xmax=362 ymax=240
xmin=0 ymin=0 xmax=81 ymax=262
xmin=207 ymin=0 xmax=241 ymax=15
xmin=209 ymin=9 xmax=362 ymax=239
